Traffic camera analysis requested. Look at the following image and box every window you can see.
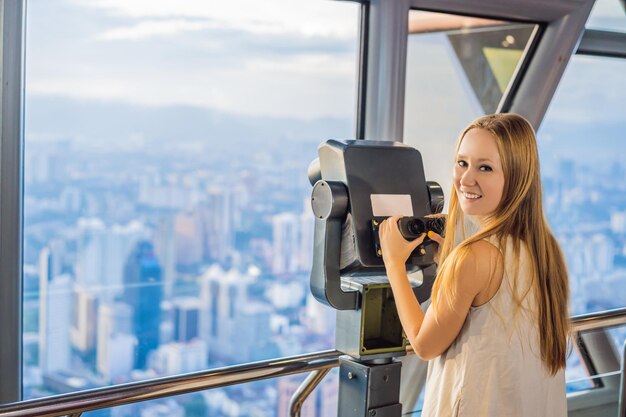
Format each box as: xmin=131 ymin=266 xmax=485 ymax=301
xmin=402 ymin=10 xmax=539 ymax=412
xmin=587 ymin=0 xmax=626 ymax=32
xmin=23 ymin=2 xmax=359 ymax=416
xmin=403 ymin=9 xmax=537 ymax=210
xmin=538 ymin=54 xmax=626 ymax=392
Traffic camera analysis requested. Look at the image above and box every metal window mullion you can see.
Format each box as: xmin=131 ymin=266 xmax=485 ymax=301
xmin=577 ymin=29 xmax=626 ymax=59
xmin=355 ymin=2 xmax=369 ymax=139
xmin=408 ymin=0 xmax=580 ymax=22
xmin=508 ymin=0 xmax=595 ymax=129
xmin=0 ymin=0 xmax=25 ymax=404
xmin=363 ymin=0 xmax=410 ymax=141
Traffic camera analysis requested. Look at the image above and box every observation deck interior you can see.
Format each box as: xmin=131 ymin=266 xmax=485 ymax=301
xmin=0 ymin=0 xmax=625 ymax=416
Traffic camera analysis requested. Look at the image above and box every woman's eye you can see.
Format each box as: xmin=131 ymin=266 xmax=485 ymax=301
xmin=479 ymin=165 xmax=493 ymax=172
xmin=457 ymin=160 xmax=467 ymax=167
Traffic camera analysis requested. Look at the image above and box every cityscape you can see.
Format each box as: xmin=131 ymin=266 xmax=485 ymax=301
xmin=23 ymin=100 xmax=345 ymax=416
xmin=18 ymin=1 xmax=625 ymax=415
xmin=22 ymin=99 xmax=626 ymax=416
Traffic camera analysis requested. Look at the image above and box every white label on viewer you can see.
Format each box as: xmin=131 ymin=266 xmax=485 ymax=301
xmin=370 ymin=194 xmax=413 ymax=217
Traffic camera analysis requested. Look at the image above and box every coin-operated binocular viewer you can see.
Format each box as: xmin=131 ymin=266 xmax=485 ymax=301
xmin=308 ymin=140 xmax=444 ymax=417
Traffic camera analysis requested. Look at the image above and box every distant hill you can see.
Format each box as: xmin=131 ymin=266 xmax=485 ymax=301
xmin=25 ymin=95 xmax=624 ymax=164
xmin=25 ymin=95 xmax=354 ymax=148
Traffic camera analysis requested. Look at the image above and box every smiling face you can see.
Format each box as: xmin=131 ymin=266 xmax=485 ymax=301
xmin=453 ymin=128 xmax=505 ymax=223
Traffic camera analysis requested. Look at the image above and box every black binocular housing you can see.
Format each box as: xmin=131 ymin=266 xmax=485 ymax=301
xmin=397 ymin=216 xmax=445 ymax=240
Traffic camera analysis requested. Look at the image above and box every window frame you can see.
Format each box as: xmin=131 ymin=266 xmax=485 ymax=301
xmin=3 ymin=0 xmax=623 ymax=410
xmin=0 ymin=0 xmax=368 ymax=404
xmin=0 ymin=0 xmax=26 ymax=404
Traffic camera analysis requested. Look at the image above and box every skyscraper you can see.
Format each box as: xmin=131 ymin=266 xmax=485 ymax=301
xmin=97 ymin=302 xmax=135 ymax=382
xmin=149 ymin=340 xmax=207 ymax=376
xmin=123 ymin=241 xmax=163 ymax=369
xmin=76 ymin=218 xmax=148 ymax=302
xmin=172 ymin=297 xmax=201 ymax=343
xmin=153 ymin=215 xmax=177 ymax=299
xmin=39 ymin=269 xmax=72 ymax=373
xmin=70 ymin=285 xmax=98 ymax=355
xmin=299 ymin=198 xmax=315 ymax=273
xmin=203 ymin=188 xmax=236 ymax=263
xmin=174 ymin=211 xmax=204 ymax=270
xmin=272 ymin=212 xmax=300 ymax=275
xmin=200 ymin=265 xmax=275 ymax=364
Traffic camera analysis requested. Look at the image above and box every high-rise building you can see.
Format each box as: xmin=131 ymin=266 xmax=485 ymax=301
xmin=149 ymin=340 xmax=207 ymax=376
xmin=138 ymin=172 xmax=195 ymax=210
xmin=38 ymin=244 xmax=69 ymax=371
xmin=153 ymin=215 xmax=177 ymax=299
xmin=319 ymin=377 xmax=339 ymax=417
xmin=39 ymin=247 xmax=54 ymax=284
xmin=174 ymin=211 xmax=203 ymax=270
xmin=272 ymin=212 xmax=300 ymax=275
xmin=173 ymin=189 xmax=237 ymax=269
xmin=589 ymin=234 xmax=615 ymax=274
xmin=25 ymin=145 xmax=65 ymax=184
xmin=172 ymin=297 xmax=201 ymax=343
xmin=75 ymin=218 xmax=107 ymax=287
xmin=304 ymin=293 xmax=335 ymax=338
xmin=200 ymin=265 xmax=274 ymax=364
xmin=76 ymin=218 xmax=147 ymax=302
xmin=124 ymin=241 xmax=163 ymax=369
xmin=97 ymin=303 xmax=135 ymax=381
xmin=139 ymin=400 xmax=185 ymax=417
xmin=299 ymin=198 xmax=315 ymax=273
xmin=202 ymin=188 xmax=236 ymax=263
xmin=60 ymin=186 xmax=82 ymax=213
xmin=38 ymin=242 xmax=65 ymax=283
xmin=70 ymin=285 xmax=98 ymax=355
xmin=271 ymin=201 xmax=315 ymax=275
xmin=611 ymin=211 xmax=626 ymax=234
xmin=39 ymin=271 xmax=72 ymax=373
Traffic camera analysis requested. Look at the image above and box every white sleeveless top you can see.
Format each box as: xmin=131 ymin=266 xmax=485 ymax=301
xmin=420 ymin=238 xmax=567 ymax=417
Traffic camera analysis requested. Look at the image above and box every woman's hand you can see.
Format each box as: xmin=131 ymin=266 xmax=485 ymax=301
xmin=378 ymin=216 xmax=426 ymax=271
xmin=425 ymin=214 xmax=446 ymax=263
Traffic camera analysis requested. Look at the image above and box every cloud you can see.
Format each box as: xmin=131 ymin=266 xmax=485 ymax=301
xmin=27 ymin=0 xmax=360 ymax=119
xmin=97 ymin=19 xmax=216 ymax=41
xmin=70 ymin=0 xmax=357 ymax=39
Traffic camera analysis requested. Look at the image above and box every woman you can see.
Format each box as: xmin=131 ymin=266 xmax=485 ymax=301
xmin=379 ymin=113 xmax=569 ymax=416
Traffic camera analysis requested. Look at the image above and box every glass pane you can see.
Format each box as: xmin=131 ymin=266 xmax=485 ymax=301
xmin=407 ymin=10 xmax=536 ymax=115
xmin=404 ymin=10 xmax=537 ymax=200
xmin=538 ymin=55 xmax=626 ymax=395
xmin=565 ymin=342 xmax=595 ymax=392
xmin=587 ymin=0 xmax=626 ymax=32
xmin=75 ymin=371 xmax=339 ymax=417
xmin=23 ymin=0 xmax=358 ymax=400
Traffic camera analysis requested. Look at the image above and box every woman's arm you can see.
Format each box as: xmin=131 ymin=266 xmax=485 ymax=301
xmin=379 ymin=216 xmax=501 ymax=360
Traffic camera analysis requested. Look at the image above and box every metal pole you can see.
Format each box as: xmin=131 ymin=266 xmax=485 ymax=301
xmin=619 ymin=340 xmax=625 ymax=417
xmin=0 ymin=309 xmax=624 ymax=416
xmin=289 ymin=369 xmax=331 ymax=417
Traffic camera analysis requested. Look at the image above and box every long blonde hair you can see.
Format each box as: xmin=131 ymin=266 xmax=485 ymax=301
xmin=431 ymin=113 xmax=569 ymax=375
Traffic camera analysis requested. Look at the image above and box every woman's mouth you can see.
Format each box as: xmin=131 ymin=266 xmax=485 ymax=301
xmin=462 ymin=191 xmax=482 ymax=200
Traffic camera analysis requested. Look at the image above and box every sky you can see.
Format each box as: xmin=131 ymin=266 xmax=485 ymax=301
xmin=24 ymin=0 xmax=625 ymax=131
xmin=25 ymin=0 xmax=360 ymax=120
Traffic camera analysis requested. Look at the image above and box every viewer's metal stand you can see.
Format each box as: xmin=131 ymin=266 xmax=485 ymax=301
xmin=307 ymin=140 xmax=442 ymax=417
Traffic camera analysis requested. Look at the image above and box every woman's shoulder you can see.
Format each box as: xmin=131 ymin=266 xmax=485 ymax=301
xmin=461 ymin=237 xmax=502 ymax=262
xmin=452 ymin=238 xmax=504 ymax=293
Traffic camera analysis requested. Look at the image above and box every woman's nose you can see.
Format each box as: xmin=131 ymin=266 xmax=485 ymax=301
xmin=460 ymin=170 xmax=476 ymax=186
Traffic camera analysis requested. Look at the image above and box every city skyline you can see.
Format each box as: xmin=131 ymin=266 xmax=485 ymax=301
xmin=19 ymin=0 xmax=626 ymax=415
